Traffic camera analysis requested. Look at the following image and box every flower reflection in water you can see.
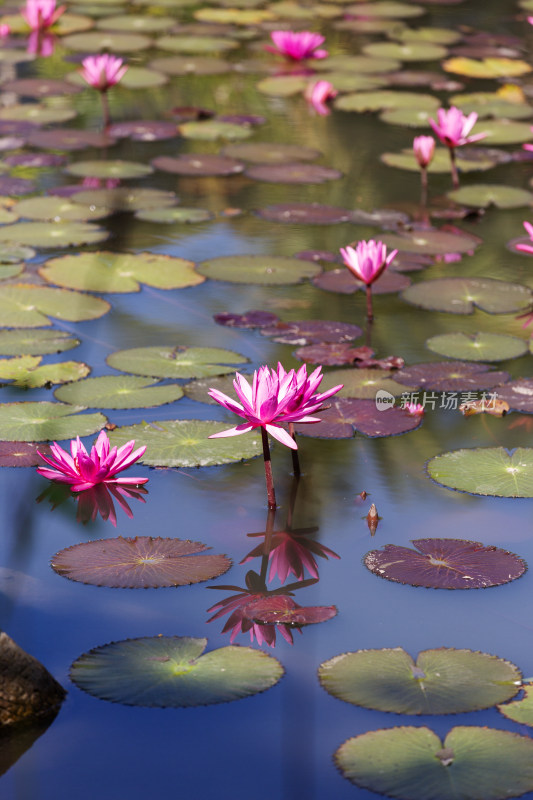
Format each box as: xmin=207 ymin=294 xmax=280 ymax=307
xmin=36 ymin=482 xmax=148 ymax=527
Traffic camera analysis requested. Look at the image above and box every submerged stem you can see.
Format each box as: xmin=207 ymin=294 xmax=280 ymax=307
xmin=449 ymin=146 xmax=459 ymax=189
xmin=100 ymin=90 xmax=110 ymax=129
xmin=260 ymin=427 xmax=277 ymax=509
xmin=288 ymin=422 xmax=301 ymax=477
xmin=420 ymin=165 xmax=428 ymax=207
xmin=365 ymin=285 xmax=374 ymax=323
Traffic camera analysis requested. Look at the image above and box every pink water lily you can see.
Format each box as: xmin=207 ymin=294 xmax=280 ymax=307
xmin=304 ymin=79 xmax=337 ymax=115
xmin=37 ymin=430 xmax=147 ymax=492
xmin=413 ymin=135 xmax=435 ymax=168
xmin=0 ymin=23 xmax=10 ymax=37
xmin=79 ymin=54 xmax=128 ymax=92
xmin=516 ymin=221 xmax=533 ymax=254
xmin=428 ymin=106 xmax=486 ymax=149
xmin=405 ymin=402 xmax=425 ymax=416
xmin=341 ymin=240 xmax=398 ymax=322
xmin=266 ymin=30 xmax=328 ymax=61
xmin=21 ymin=0 xmax=65 ymax=30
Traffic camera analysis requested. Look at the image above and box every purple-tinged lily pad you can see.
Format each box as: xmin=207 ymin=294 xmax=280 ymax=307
xmin=294 ymin=398 xmax=422 ymax=438
xmin=401 ymin=277 xmax=532 ymax=313
xmin=395 ymin=361 xmax=508 ymax=392
xmin=260 ymin=319 xmax=362 ymax=345
xmin=320 ymin=367 xmax=413 ymax=399
xmin=245 ymin=163 xmax=342 ymax=184
xmin=495 ymin=379 xmax=533 ymax=413
xmin=255 ymin=203 xmax=355 ymax=224
xmin=249 ymin=596 xmax=337 ymax=626
xmin=4 ymin=153 xmax=67 ymax=168
xmin=0 ymin=441 xmax=51 ymax=467
xmin=294 ymin=343 xmax=374 ymax=366
xmin=313 ymin=268 xmax=411 ymax=295
xmin=107 ymin=121 xmax=178 ymax=142
xmin=26 ymin=128 xmax=116 ymax=150
xmin=1 ymin=78 xmax=82 ymax=98
xmin=197 ymin=255 xmax=320 ymax=285
xmin=221 ymin=142 xmax=321 ymax=163
xmin=152 ymin=154 xmax=244 ymax=177
xmin=382 ymin=229 xmax=478 ymax=255
xmin=0 ymin=177 xmax=36 ymax=195
xmin=364 ymin=538 xmax=526 ymax=589
xmin=52 ymin=536 xmax=231 ymax=588
xmin=214 ymin=310 xmax=279 ymax=329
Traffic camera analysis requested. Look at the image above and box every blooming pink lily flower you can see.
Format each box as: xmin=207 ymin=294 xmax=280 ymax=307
xmin=266 ymin=30 xmax=328 ymax=61
xmin=405 ymin=402 xmax=425 ymax=416
xmin=37 ymin=430 xmax=147 ymax=492
xmin=413 ymin=135 xmax=435 ymax=168
xmin=208 ymin=363 xmax=343 ymax=450
xmin=340 ymin=240 xmax=398 ymax=286
xmin=304 ymin=79 xmax=337 ymax=115
xmin=208 ymin=592 xmax=296 ymax=646
xmin=428 ymin=106 xmax=486 ymax=149
xmin=21 ymin=0 xmax=65 ymax=30
xmin=79 ymin=54 xmax=128 ymax=92
xmin=516 ymin=221 xmax=533 ymax=254
xmin=0 ymin=23 xmax=10 ymax=37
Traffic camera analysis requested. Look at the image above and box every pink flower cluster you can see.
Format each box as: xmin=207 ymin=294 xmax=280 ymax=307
xmin=266 ymin=30 xmax=328 ymax=61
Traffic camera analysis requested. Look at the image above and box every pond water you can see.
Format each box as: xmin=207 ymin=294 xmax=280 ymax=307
xmin=2 ymin=0 xmax=533 ymax=797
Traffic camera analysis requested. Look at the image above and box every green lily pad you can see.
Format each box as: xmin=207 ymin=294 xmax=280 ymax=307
xmin=381 ymin=148 xmax=496 ymax=173
xmin=119 ymin=66 xmax=168 ymax=88
xmin=61 ymin=30 xmax=152 ymax=51
xmin=178 ymin=121 xmax=252 ymax=141
xmin=196 ymin=255 xmax=320 ymax=285
xmin=108 ymin=419 xmax=262 ymax=467
xmin=70 ymin=636 xmax=283 ymax=707
xmin=0 ymin=356 xmax=89 ymax=388
xmin=395 ymin=27 xmax=461 ymax=45
xmin=319 ymin=648 xmax=521 ymax=714
xmin=449 ymin=92 xmax=533 ymax=120
xmin=0 ymin=104 xmax=77 ymax=125
xmin=194 ymin=6 xmax=274 ymax=22
xmin=0 ymin=328 xmax=80 ymax=356
xmin=443 ymin=56 xmax=532 ymax=78
xmin=148 ymin=56 xmax=231 ymax=75
xmin=221 ymin=142 xmax=321 ymax=163
xmin=427 ymin=447 xmax=533 ymax=497
xmin=0 ymin=265 xmax=23 ymax=280
xmin=71 ymin=187 xmax=177 ymax=212
xmin=475 ymin=119 xmax=533 ymax=145
xmin=0 ymin=245 xmax=35 ymax=265
xmin=0 ymin=285 xmax=110 ymax=328
xmin=324 ymin=72 xmax=387 ymax=92
xmin=498 ymin=685 xmax=533 ymax=727
xmin=13 ymin=197 xmax=110 ymax=222
xmin=52 ymin=536 xmax=230 ymax=587
xmin=344 ymin=1 xmax=424 ymax=17
xmin=448 ymin=184 xmax=533 ymax=209
xmin=183 ymin=375 xmax=235 ymax=404
xmin=0 ymin=222 xmax=108 ymax=248
xmin=65 ymin=160 xmax=153 ymax=180
xmin=335 ymin=726 xmax=533 ymax=800
xmin=134 ymin=207 xmax=213 ymax=224
xmin=39 ymin=251 xmax=202 ymax=293
xmin=0 ymin=401 xmax=106 ymax=441
xmin=316 ymin=54 xmax=401 ymax=73
xmin=256 ymin=75 xmax=308 ymax=97
xmin=335 ymin=90 xmax=439 ymax=112
xmin=106 ymin=346 xmax=247 ymax=379
xmin=156 ymin=34 xmax=238 ymax=53
xmin=362 ymin=42 xmax=448 ymax=61
xmin=426 ymin=332 xmax=528 ymax=361
xmin=401 ymin=278 xmax=532 ymax=314
xmin=152 ymin=154 xmax=243 ymax=177
xmin=96 ymin=13 xmax=174 ymax=31
xmin=54 ymin=375 xmax=184 ymax=409
xmin=319 ymin=368 xmax=413 ymax=399
xmin=380 ymin=107 xmax=435 ymax=127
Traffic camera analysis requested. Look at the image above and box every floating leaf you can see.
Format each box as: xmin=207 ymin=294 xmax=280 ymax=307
xmin=108 ymin=420 xmax=262 ymax=467
xmin=495 ymin=379 xmax=533 ymax=413
xmin=381 ymin=148 xmax=496 ymax=173
xmin=62 ymin=31 xmax=152 ymax=51
xmin=0 ymin=441 xmax=52 ymax=467
xmin=498 ymin=685 xmax=533 ymax=727
xmin=0 ymin=104 xmax=77 ymax=125
xmin=382 ymin=230 xmax=478 ymax=255
xmin=426 ymin=332 xmax=528 ymax=362
xmin=0 ymin=356 xmax=89 ymax=388
xmin=0 ymin=285 xmax=110 ymax=328
xmin=96 ymin=13 xmax=174 ymax=31
xmin=0 ymin=245 xmax=35 ymax=264
xmin=249 ymin=596 xmax=336 ymax=626
xmin=313 ymin=268 xmax=410 ymax=295
xmin=364 ymin=538 xmax=526 ymax=588
xmin=54 ymin=375 xmax=183 ymax=409
xmin=335 ymin=90 xmax=439 ymax=113
xmin=245 ymin=163 xmax=342 ymax=184
xmin=255 ymin=203 xmax=354 ymax=224
xmin=194 ymin=7 xmax=274 ymax=22
xmin=152 ymin=154 xmax=243 ymax=177
xmin=335 ymin=726 xmax=533 ymax=800
xmin=0 ymin=401 xmax=106 ymax=441
xmin=448 ymin=92 xmax=533 ymax=120
xmin=182 ymin=375 xmax=235 ymax=405
xmin=134 ymin=207 xmax=213 ymax=224
xmin=0 ymin=177 xmax=36 ymax=196
xmin=13 ymin=197 xmax=110 ymax=222
xmin=71 ymin=187 xmax=177 ymax=212
xmin=221 ymin=142 xmax=321 ymax=164
xmin=156 ymin=34 xmax=238 ymax=53
xmin=178 ymin=120 xmax=252 ymax=141
xmin=196 ymin=255 xmax=320 ymax=285
xmin=0 ymin=329 xmax=79 ymax=356
xmin=427 ymin=447 xmax=533 ymax=497
xmin=362 ymin=42 xmax=448 ymax=61
xmin=401 ymin=278 xmax=532 ymax=314
xmin=1 ymin=78 xmax=81 ymax=98
xmin=5 ymin=153 xmax=67 ymax=169
xmin=394 ymin=362 xmax=508 ymax=392
xmin=39 ymin=252 xmax=202 ymax=293
xmin=294 ymin=398 xmax=422 ymax=438
xmin=448 ymin=184 xmax=533 ymax=208
xmin=294 ymin=343 xmax=377 ymax=366
xmin=0 ymin=222 xmax=108 ymax=248
xmin=319 ymin=648 xmax=521 ymax=714
xmin=107 ymin=346 xmax=247 ymax=379
xmin=107 ymin=121 xmax=177 ymax=142
xmin=315 ymin=54 xmax=401 ymax=73
xmin=214 ymin=310 xmax=279 ymax=329
xmin=476 ymin=119 xmax=533 ymax=145
xmin=256 ymin=75 xmax=308 ymax=97
xmin=443 ymin=56 xmax=532 ymax=78
xmin=260 ymin=319 xmax=362 ymax=345
xmin=319 ymin=368 xmax=414 ymax=399
xmin=52 ymin=536 xmax=231 ymax=588
xmin=65 ymin=160 xmax=153 ymax=180
xmin=149 ymin=55 xmax=231 ymax=75
xmin=344 ymin=1 xmax=424 ymax=17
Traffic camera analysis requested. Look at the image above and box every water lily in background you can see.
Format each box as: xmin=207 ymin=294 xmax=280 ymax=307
xmin=304 ymin=79 xmax=337 ymax=115
xmin=209 ymin=364 xmax=343 ymax=507
xmin=413 ymin=135 xmax=435 ymax=206
xmin=405 ymin=402 xmax=425 ymax=416
xmin=21 ymin=0 xmax=65 ymax=30
xmin=37 ymin=430 xmax=147 ymax=492
xmin=428 ymin=106 xmax=486 ymax=188
xmin=265 ymin=30 xmax=328 ymax=61
xmin=340 ymin=240 xmax=398 ymax=322
xmin=515 ymin=221 xmax=533 ymax=254
xmin=79 ymin=54 xmax=128 ymax=128
xmin=0 ymin=23 xmax=10 ymax=37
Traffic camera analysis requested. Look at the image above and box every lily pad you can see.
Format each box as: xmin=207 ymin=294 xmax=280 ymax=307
xmin=335 ymin=726 xmax=533 ymax=800
xmin=106 ymin=346 xmax=247 ymax=379
xmin=474 ymin=119 xmax=533 ymax=145
xmin=319 ymin=368 xmax=413 ymax=399
xmin=0 ymin=177 xmax=36 ymax=196
xmin=448 ymin=184 xmax=533 ymax=208
xmin=28 ymin=128 xmax=115 ymax=151
xmin=260 ymin=319 xmax=362 ymax=345
xmin=335 ymin=90 xmax=439 ymax=113
xmin=245 ymin=163 xmax=342 ymax=184
xmin=149 ymin=56 xmax=231 ymax=75
xmin=0 ymin=329 xmax=79 ymax=356
xmin=313 ymin=268 xmax=410 ymax=295
xmin=0 ymin=441 xmax=52 ymax=467
xmin=319 ymin=648 xmax=521 ymax=714
xmin=0 ymin=285 xmax=110 ymax=328
xmin=156 ymin=34 xmax=238 ymax=53
xmin=362 ymin=42 xmax=448 ymax=61
xmin=364 ymin=538 xmax=527 ymax=588
xmin=0 ymin=104 xmax=77 ymax=125
xmin=65 ymin=160 xmax=153 ymax=180
xmin=5 ymin=153 xmax=67 ymax=169
xmin=183 ymin=375 xmax=236 ymax=405
xmin=61 ymin=31 xmax=153 ymax=51
xmin=13 ymin=197 xmax=110 ymax=222
xmin=443 ymin=56 xmax=532 ymax=78
xmin=254 ymin=203 xmax=354 ymax=224
xmin=448 ymin=92 xmax=533 ymax=121
xmin=0 ymin=264 xmax=23 ymax=280
xmin=401 ymin=278 xmax=532 ymax=314
xmin=0 ymin=401 xmax=106 ymax=441
xmin=107 ymin=121 xmax=177 ymax=142
xmin=394 ymin=362 xmax=508 ymax=392
xmin=118 ymin=67 xmax=168 ymax=88
xmin=39 ymin=252 xmax=202 ymax=293
xmin=344 ymin=1 xmax=424 ymax=17
xmin=498 ymin=685 xmax=533 ymax=727
xmin=0 ymin=356 xmax=89 ymax=388
xmin=426 ymin=333 xmax=528 ymax=362
xmin=1 ymin=78 xmax=81 ymax=98
xmin=96 ymin=13 xmax=175 ymax=31
xmin=495 ymin=379 xmax=533 ymax=413
xmin=196 ymin=255 xmax=320 ymax=285
xmin=294 ymin=398 xmax=422 ymax=438
xmin=382 ymin=230 xmax=478 ymax=255
xmin=214 ymin=310 xmax=279 ymax=329
xmin=0 ymin=222 xmax=108 ymax=248
xmin=256 ymin=75 xmax=308 ymax=97
xmin=52 ymin=536 xmax=230 ymax=588
xmin=427 ymin=447 xmax=533 ymax=497
xmin=381 ymin=148 xmax=496 ymax=173
xmin=0 ymin=245 xmax=35 ymax=264
xmin=152 ymin=154 xmax=243 ymax=177
xmin=194 ymin=7 xmax=274 ymax=22
xmin=178 ymin=121 xmax=252 ymax=141
xmin=54 ymin=376 xmax=183 ymax=409
xmin=70 ymin=636 xmax=283 ymax=707
xmin=71 ymin=187 xmax=178 ymax=212
xmin=221 ymin=142 xmax=321 ymax=163
xmin=108 ymin=420 xmax=262 ymax=467
xmin=395 ymin=27 xmax=461 ymax=45
xmin=134 ymin=207 xmax=213 ymax=224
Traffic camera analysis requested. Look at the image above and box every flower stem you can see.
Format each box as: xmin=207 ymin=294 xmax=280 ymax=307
xmin=420 ymin=165 xmax=428 ymax=207
xmin=100 ymin=90 xmax=110 ymax=129
xmin=365 ymin=285 xmax=374 ymax=323
xmin=449 ymin=146 xmax=459 ymax=189
xmin=288 ymin=422 xmax=301 ymax=476
xmin=260 ymin=426 xmax=277 ymax=509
